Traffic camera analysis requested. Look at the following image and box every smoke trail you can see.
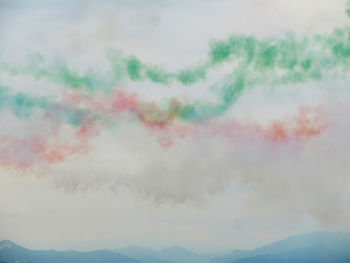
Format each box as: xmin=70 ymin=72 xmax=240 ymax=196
xmin=0 ymin=0 xmax=349 ymax=225
xmin=0 ymin=26 xmax=350 ymax=133
xmin=0 ymin=80 xmax=328 ymax=168
xmin=0 ymin=0 xmax=348 ymax=188
xmin=48 ymin=99 xmax=349 ymax=224
xmin=346 ymin=0 xmax=350 ymax=17
xmin=2 ymin=26 xmax=350 ymax=93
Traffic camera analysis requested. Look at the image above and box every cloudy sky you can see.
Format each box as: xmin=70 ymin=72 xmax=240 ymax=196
xmin=0 ymin=0 xmax=350 ymax=253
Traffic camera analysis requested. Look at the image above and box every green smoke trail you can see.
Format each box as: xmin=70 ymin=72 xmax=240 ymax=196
xmin=346 ymin=0 xmax=350 ymax=18
xmin=2 ymin=27 xmax=350 ymax=91
xmin=0 ymin=53 xmax=125 ymax=93
xmin=2 ymin=3 xmax=350 ymax=121
xmin=173 ymin=28 xmax=350 ymax=121
xmin=0 ymin=84 xmax=99 ymax=128
xmin=0 ymin=85 xmax=51 ymax=119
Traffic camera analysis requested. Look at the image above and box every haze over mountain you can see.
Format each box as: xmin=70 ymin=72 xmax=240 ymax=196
xmin=210 ymin=232 xmax=350 ymax=263
xmin=1 ymin=232 xmax=350 ymax=263
xmin=116 ymin=245 xmax=216 ymax=263
xmin=0 ymin=240 xmax=140 ymax=263
xmin=115 ymin=246 xmax=171 ymax=263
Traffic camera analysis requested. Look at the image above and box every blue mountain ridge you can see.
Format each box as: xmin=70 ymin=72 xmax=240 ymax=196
xmin=1 ymin=232 xmax=350 ymax=263
xmin=210 ymin=232 xmax=350 ymax=263
xmin=0 ymin=240 xmax=140 ymax=263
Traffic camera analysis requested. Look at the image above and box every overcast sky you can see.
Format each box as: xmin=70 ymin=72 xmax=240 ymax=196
xmin=0 ymin=0 xmax=350 ymax=253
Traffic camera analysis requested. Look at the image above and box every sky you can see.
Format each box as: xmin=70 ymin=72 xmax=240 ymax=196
xmin=0 ymin=0 xmax=350 ymax=253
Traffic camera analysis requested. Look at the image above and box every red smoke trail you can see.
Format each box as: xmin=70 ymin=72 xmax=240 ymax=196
xmin=0 ymin=90 xmax=328 ymax=169
xmin=63 ymin=90 xmax=328 ymax=146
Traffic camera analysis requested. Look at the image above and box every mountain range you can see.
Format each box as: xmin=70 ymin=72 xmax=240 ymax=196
xmin=0 ymin=232 xmax=350 ymax=263
xmin=210 ymin=232 xmax=350 ymax=263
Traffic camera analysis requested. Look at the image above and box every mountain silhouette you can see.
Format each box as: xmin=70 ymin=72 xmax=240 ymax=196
xmin=0 ymin=240 xmax=140 ymax=263
xmin=1 ymin=232 xmax=350 ymax=263
xmin=210 ymin=232 xmax=350 ymax=263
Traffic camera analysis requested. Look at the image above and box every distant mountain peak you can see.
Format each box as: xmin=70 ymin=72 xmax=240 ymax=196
xmin=210 ymin=232 xmax=350 ymax=263
xmin=0 ymin=240 xmax=17 ymax=249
